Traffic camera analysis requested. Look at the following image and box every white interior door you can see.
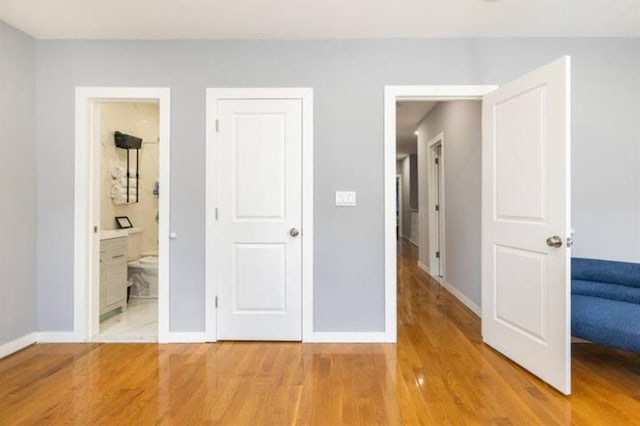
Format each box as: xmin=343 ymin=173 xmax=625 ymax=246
xmin=216 ymin=98 xmax=302 ymax=340
xmin=435 ymin=145 xmax=442 ymax=277
xmin=481 ymin=56 xmax=571 ymax=394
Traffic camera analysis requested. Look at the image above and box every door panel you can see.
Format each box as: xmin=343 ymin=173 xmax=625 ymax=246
xmin=234 ymin=114 xmax=286 ymax=220
xmin=217 ymin=98 xmax=302 ymax=341
xmin=234 ymin=243 xmax=286 ymax=312
xmin=494 ymin=86 xmax=547 ymax=221
xmin=494 ymin=245 xmax=547 ymax=341
xmin=482 ymin=56 xmax=571 ymax=394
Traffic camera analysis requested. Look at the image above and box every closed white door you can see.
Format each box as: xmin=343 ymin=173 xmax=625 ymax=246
xmin=482 ymin=57 xmax=571 ymax=394
xmin=216 ymin=98 xmax=302 ymax=340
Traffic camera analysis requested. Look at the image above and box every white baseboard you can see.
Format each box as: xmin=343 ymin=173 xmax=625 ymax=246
xmin=91 ymin=336 xmax=157 ymax=343
xmin=161 ymin=332 xmax=209 ymax=343
xmin=417 ymin=263 xmax=481 ymax=318
xmin=0 ymin=332 xmax=38 ymax=359
xmin=37 ymin=331 xmax=209 ymax=344
xmin=402 ymin=236 xmax=418 ymax=247
xmin=441 ymin=280 xmax=482 ymax=318
xmin=417 ymin=260 xmax=430 ymax=275
xmin=1 ymin=330 xmax=392 ymax=352
xmin=304 ymin=331 xmax=388 ymax=343
xmin=37 ymin=332 xmax=82 ymax=343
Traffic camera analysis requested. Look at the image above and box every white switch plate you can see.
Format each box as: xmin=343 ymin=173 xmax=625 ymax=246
xmin=335 ymin=191 xmax=357 ymax=207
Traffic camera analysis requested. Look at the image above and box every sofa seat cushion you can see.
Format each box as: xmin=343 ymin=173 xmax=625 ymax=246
xmin=572 ymin=295 xmax=640 ymax=352
xmin=573 ymin=258 xmax=640 ymax=288
xmin=572 ymin=280 xmax=640 ymax=304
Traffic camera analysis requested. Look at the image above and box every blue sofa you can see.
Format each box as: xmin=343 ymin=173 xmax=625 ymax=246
xmin=572 ymin=258 xmax=640 ymax=352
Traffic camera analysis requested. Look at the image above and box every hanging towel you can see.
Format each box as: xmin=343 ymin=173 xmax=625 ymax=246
xmin=111 ymin=165 xmax=138 ymax=179
xmin=114 ymin=177 xmax=138 ymax=187
xmin=112 ymin=194 xmax=128 ymax=205
xmin=110 ymin=185 xmax=138 ymax=197
xmin=112 ymin=192 xmax=138 ymax=205
xmin=111 ymin=165 xmax=126 ymax=179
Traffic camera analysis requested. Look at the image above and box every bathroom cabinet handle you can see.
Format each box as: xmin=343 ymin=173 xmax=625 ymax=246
xmin=112 ymin=254 xmax=125 ymax=259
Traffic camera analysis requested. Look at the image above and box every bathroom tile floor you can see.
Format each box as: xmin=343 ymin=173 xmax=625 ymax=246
xmin=97 ymin=298 xmax=158 ymax=342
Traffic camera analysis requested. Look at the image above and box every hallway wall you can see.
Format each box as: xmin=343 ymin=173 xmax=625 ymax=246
xmin=397 ymin=156 xmax=412 ymax=239
xmin=417 ymin=101 xmax=482 ymax=306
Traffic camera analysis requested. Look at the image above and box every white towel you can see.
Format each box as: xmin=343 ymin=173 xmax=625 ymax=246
xmin=110 ymin=185 xmax=137 ymax=197
xmin=111 ymin=166 xmax=138 ymax=179
xmin=111 ymin=165 xmax=126 ymax=179
xmin=112 ymin=194 xmax=128 ymax=205
xmin=113 ymin=177 xmax=138 ymax=187
xmin=112 ymin=192 xmax=138 ymax=205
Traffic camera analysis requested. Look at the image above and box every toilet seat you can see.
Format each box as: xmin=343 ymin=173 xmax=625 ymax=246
xmin=140 ymin=256 xmax=158 ymax=264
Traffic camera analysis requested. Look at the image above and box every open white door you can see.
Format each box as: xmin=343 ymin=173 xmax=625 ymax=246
xmin=482 ymin=57 xmax=571 ymax=394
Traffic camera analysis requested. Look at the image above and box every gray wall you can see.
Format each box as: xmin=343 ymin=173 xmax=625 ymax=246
xmin=0 ymin=21 xmax=36 ymax=344
xmin=409 ymin=154 xmax=418 ymax=211
xmin=396 ymin=156 xmax=412 ymax=239
xmin=33 ymin=38 xmax=640 ymax=333
xmin=417 ymin=101 xmax=482 ymax=306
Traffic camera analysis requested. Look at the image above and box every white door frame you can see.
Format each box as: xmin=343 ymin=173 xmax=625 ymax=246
xmin=74 ymin=87 xmax=171 ymax=343
xmin=205 ymin=88 xmax=314 ymax=342
xmin=396 ymin=174 xmax=403 ymax=238
xmin=426 ymin=132 xmax=445 ymax=278
xmin=384 ymin=86 xmax=497 ymax=342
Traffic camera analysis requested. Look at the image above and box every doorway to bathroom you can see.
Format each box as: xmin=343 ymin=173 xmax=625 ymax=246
xmin=74 ymin=88 xmax=171 ymax=343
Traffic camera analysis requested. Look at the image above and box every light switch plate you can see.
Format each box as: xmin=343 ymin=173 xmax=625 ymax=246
xmin=335 ymin=191 xmax=357 ymax=207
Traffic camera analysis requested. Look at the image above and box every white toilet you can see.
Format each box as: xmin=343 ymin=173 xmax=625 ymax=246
xmin=127 ymin=228 xmax=158 ymax=299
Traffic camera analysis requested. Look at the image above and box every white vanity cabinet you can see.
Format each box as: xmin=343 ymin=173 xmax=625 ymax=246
xmin=100 ymin=235 xmax=128 ymax=316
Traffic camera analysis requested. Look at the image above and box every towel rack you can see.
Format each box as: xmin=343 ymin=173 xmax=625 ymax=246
xmin=114 ymin=131 xmax=141 ymax=203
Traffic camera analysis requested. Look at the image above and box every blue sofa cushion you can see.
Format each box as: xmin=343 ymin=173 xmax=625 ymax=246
xmin=572 ymin=295 xmax=640 ymax=352
xmin=572 ymin=279 xmax=640 ymax=304
xmin=572 ymin=258 xmax=640 ymax=288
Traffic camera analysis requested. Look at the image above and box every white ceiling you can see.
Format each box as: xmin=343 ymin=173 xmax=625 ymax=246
xmin=0 ymin=0 xmax=638 ymax=39
xmin=396 ymin=101 xmax=437 ymax=158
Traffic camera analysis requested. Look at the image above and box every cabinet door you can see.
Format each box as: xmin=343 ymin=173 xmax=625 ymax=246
xmin=100 ymin=237 xmax=128 ymax=313
xmin=104 ymin=262 xmax=126 ymax=307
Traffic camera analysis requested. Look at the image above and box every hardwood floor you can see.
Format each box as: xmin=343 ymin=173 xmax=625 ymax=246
xmin=1 ymin=240 xmax=639 ymax=425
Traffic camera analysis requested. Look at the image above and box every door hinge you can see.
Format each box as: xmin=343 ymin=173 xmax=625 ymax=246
xmin=215 ymin=296 xmax=218 ymax=308
xmin=215 ymin=207 xmax=218 ymax=220
xmin=215 ymin=119 xmax=219 ymax=132
xmin=435 ymin=158 xmax=439 ymax=165
xmin=436 ymin=251 xmax=440 ymax=258
xmin=93 ymin=225 xmax=98 ymax=234
xmin=435 ymin=204 xmax=439 ymax=211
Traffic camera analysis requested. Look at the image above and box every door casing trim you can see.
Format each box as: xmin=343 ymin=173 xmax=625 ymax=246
xmin=383 ymin=85 xmax=497 ymax=343
xmin=74 ymin=87 xmax=171 ymax=342
xmin=426 ymin=132 xmax=445 ymax=278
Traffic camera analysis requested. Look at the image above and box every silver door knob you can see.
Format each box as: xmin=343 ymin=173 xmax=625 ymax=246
xmin=546 ymin=235 xmax=563 ymax=248
xmin=289 ymin=228 xmax=300 ymax=237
